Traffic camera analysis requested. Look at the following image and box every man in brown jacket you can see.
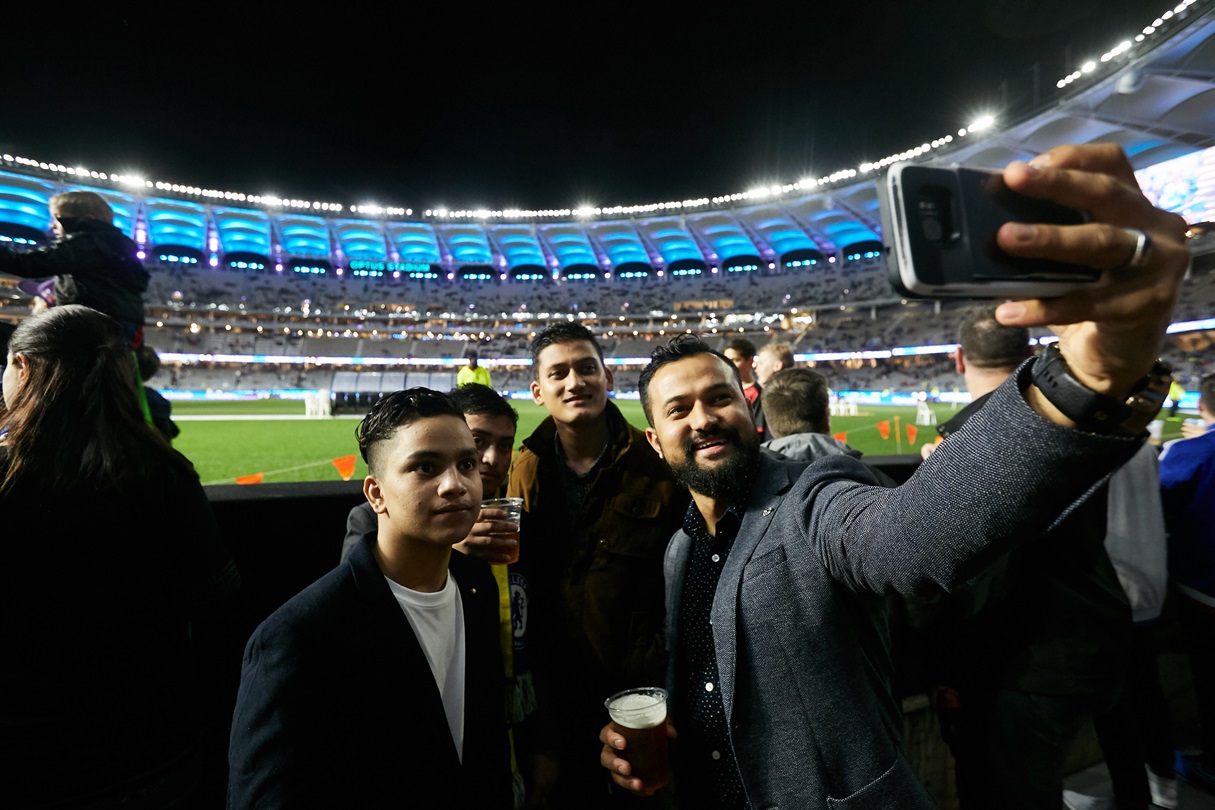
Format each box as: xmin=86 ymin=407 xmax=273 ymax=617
xmin=506 ymin=322 xmax=688 ymax=808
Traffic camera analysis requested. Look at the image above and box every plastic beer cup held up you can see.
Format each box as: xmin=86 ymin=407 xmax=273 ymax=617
xmin=482 ymin=497 xmax=522 ymax=565
xmin=605 ymin=687 xmax=671 ymax=786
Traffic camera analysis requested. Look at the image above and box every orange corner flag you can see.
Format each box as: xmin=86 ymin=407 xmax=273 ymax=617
xmin=235 ymin=472 xmax=264 ymax=485
xmin=907 ymin=425 xmax=919 ymax=445
xmin=876 ymin=420 xmax=891 ymax=440
xmin=833 ymin=431 xmax=848 ymax=443
xmin=332 ymin=454 xmax=357 ymax=481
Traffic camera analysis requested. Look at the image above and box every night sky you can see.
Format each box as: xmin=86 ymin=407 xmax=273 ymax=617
xmin=2 ymin=1 xmax=1168 ymax=211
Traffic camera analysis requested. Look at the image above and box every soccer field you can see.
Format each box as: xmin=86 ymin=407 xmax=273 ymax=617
xmin=171 ymin=397 xmax=1194 ymax=486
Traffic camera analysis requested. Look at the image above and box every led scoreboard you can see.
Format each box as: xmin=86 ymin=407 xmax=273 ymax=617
xmin=347 ymin=259 xmax=440 ymax=279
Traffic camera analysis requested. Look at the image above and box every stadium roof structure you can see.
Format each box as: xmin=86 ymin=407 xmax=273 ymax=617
xmin=2 ymin=3 xmax=1215 ymax=279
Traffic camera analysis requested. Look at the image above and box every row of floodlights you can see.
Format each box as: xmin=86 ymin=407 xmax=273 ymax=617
xmin=1058 ymin=1 xmax=1196 ymax=88
xmin=1 ymin=5 xmax=1189 ymax=224
xmin=1 ymin=155 xmax=350 ymax=212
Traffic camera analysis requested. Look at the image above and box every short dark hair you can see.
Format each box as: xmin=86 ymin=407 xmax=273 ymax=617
xmin=723 ymin=337 xmax=757 ymax=359
xmin=356 ymin=388 xmax=464 ymax=473
xmin=449 ymin=383 xmax=518 ymax=426
xmin=957 ymin=304 xmax=1030 ymax=369
xmin=761 ymin=368 xmax=831 ymax=439
xmin=529 ymin=322 xmax=604 ymax=378
xmin=639 ymin=334 xmax=741 ymax=426
xmin=1199 ymin=372 xmax=1215 ymax=410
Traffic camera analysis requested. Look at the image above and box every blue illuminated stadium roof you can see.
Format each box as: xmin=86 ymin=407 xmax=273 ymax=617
xmin=537 ymin=223 xmax=598 ymax=270
xmin=736 ymin=204 xmax=818 ymax=258
xmin=274 ymin=214 xmax=331 ymax=258
xmin=686 ymin=211 xmax=761 ymax=263
xmin=333 ymin=218 xmax=388 ymax=262
xmin=487 ymin=224 xmax=546 ymax=270
xmin=212 ymin=206 xmax=272 ymax=258
xmin=0 ymin=171 xmax=53 ymax=236
xmin=436 ymin=223 xmax=493 ymax=265
xmin=635 ymin=217 xmax=703 ymax=265
xmin=385 ymin=221 xmax=442 ymax=264
xmin=588 ymin=221 xmax=651 ymax=268
xmin=144 ymin=197 xmax=208 ymax=252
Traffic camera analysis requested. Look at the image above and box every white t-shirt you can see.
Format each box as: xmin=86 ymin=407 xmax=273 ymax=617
xmin=386 ymin=572 xmax=467 ymax=760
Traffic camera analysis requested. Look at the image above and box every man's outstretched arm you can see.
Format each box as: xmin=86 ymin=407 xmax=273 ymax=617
xmin=812 ymin=144 xmax=1189 ymax=596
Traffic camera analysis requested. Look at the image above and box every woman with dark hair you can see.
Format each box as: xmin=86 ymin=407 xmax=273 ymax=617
xmin=0 ymin=305 xmax=239 ymax=808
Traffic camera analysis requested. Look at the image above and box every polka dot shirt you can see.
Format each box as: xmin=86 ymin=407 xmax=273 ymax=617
xmin=674 ymin=504 xmax=749 ymax=809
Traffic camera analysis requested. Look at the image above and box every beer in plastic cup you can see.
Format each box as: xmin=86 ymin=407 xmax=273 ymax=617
xmin=605 ymin=687 xmax=671 ymax=786
xmin=481 ymin=497 xmax=522 ymax=565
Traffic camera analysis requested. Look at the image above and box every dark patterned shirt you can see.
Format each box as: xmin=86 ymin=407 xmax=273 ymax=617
xmin=674 ymin=503 xmax=749 ymax=809
xmin=554 ymin=431 xmax=609 ymax=517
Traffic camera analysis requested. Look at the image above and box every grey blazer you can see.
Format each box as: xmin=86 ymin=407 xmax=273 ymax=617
xmin=663 ymin=362 xmax=1143 ymax=808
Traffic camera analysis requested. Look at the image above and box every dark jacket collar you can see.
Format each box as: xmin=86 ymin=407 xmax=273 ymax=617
xmin=521 ymin=398 xmax=633 ymax=462
xmin=345 ymin=530 xmax=472 ymax=606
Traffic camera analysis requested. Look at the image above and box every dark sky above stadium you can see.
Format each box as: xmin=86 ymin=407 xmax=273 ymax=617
xmin=3 ymin=1 xmax=1167 ymax=211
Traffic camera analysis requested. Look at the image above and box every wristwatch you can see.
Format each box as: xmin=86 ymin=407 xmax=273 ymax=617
xmin=1030 ymin=342 xmax=1172 ymax=436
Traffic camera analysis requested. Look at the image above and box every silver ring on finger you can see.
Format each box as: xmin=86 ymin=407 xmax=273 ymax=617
xmin=1119 ymin=227 xmax=1152 ymax=270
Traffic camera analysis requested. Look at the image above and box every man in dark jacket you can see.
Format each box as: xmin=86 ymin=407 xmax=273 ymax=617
xmin=502 ymin=322 xmax=688 ymax=807
xmin=0 ymin=190 xmax=148 ymax=346
xmin=599 ymin=144 xmax=1186 ymax=809
xmin=228 ymin=389 xmax=512 ymax=809
xmin=929 ymin=305 xmax=1133 ymax=808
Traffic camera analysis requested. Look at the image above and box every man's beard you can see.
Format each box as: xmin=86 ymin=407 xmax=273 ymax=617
xmin=667 ymin=424 xmax=760 ymax=506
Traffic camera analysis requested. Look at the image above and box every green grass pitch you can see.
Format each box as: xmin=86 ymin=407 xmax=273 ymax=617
xmin=171 ymin=397 xmax=1193 ymax=486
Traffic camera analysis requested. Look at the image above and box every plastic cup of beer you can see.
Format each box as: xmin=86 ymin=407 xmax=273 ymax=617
xmin=604 ymin=687 xmax=671 ymax=786
xmin=481 ymin=497 xmax=522 ymax=565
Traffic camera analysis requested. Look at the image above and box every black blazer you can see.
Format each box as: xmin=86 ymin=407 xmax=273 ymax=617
xmin=228 ymin=533 xmax=512 ymax=809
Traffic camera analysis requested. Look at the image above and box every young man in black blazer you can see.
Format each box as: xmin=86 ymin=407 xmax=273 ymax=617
xmin=228 ymin=389 xmax=512 ymax=809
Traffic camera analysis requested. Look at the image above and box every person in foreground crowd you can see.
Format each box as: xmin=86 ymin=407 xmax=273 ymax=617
xmin=1 ymin=305 xmax=239 ymax=809
xmin=495 ymin=322 xmax=687 ymax=807
xmin=1062 ymin=439 xmax=1178 ymax=810
xmin=931 ymin=305 xmax=1145 ymax=808
xmin=228 ymin=389 xmax=512 ymax=809
xmin=340 ymin=384 xmax=539 ymax=808
xmin=0 ymin=190 xmax=149 ymax=347
xmin=1159 ymin=371 xmax=1215 ymax=789
xmin=599 ymin=143 xmax=1188 ymax=809
xmin=760 ymin=365 xmax=897 ymax=486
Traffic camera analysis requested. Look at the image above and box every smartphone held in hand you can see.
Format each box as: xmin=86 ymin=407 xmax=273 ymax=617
xmin=878 ymin=163 xmax=1100 ymax=299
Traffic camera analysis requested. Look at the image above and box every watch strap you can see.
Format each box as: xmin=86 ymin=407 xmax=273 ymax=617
xmin=1030 ymin=343 xmax=1171 ymax=436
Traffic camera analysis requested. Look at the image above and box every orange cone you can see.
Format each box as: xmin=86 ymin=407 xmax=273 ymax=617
xmin=332 ymin=454 xmax=357 ymax=481
xmin=235 ymin=472 xmax=265 ymax=485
